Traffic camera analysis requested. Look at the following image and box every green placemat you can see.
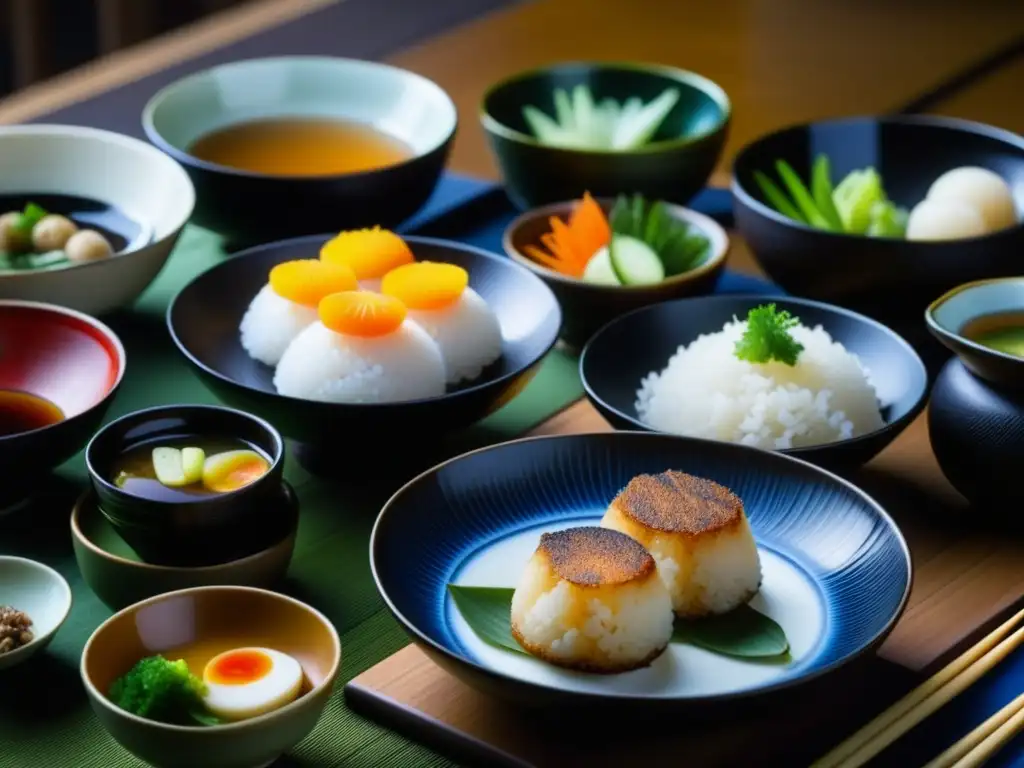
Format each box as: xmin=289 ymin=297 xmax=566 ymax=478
xmin=0 ymin=225 xmax=583 ymax=767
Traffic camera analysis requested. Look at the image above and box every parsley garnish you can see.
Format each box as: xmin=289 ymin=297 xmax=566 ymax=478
xmin=734 ymin=304 xmax=804 ymax=366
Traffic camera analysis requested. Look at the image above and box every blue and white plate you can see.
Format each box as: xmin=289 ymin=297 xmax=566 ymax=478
xmin=371 ymin=432 xmax=911 ymax=713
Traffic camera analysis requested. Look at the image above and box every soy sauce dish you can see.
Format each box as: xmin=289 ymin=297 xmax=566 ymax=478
xmin=85 ymin=405 xmax=285 ymax=568
xmin=370 ymin=432 xmax=911 ymax=718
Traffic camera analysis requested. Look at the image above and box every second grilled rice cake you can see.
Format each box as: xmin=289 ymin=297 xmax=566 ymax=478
xmin=601 ymin=471 xmax=762 ymax=617
xmin=510 ymin=526 xmax=674 ymax=674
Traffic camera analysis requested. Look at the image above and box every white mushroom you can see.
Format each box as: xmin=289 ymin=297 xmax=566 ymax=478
xmin=65 ymin=229 xmax=114 ymax=263
xmin=32 ymin=214 xmax=78 ymax=252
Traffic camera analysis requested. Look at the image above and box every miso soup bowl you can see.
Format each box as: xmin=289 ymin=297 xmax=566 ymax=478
xmin=81 ymin=586 xmax=341 ymax=768
xmin=85 ymin=405 xmax=286 ymax=568
xmin=143 ymin=56 xmax=457 ymax=246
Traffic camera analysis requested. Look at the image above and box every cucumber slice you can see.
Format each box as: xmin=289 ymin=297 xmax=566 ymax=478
xmin=582 ymin=246 xmax=621 ymax=286
xmin=152 ymin=447 xmax=187 ymax=487
xmin=181 ymin=447 xmax=206 ymax=485
xmin=609 ymin=235 xmax=665 ymax=286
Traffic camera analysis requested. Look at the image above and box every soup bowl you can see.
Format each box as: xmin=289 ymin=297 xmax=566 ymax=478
xmin=143 ymin=56 xmax=457 ymax=246
xmin=0 ymin=300 xmax=126 ymax=511
xmin=732 ymin=115 xmax=1024 ymax=324
xmin=503 ymin=196 xmax=729 ymax=349
xmin=481 ymin=61 xmax=730 ymax=210
xmin=0 ymin=556 xmax=72 ymax=672
xmin=81 ymin=586 xmax=341 ymax=768
xmin=580 ymin=295 xmax=928 ymax=470
xmin=0 ymin=124 xmax=194 ymax=315
xmin=85 ymin=405 xmax=286 ymax=568
xmin=167 ymin=234 xmax=561 ymax=473
xmin=72 ymin=483 xmax=298 ymax=610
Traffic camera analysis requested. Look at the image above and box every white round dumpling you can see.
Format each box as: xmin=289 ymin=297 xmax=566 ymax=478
xmin=926 ymin=166 xmax=1017 ymax=233
xmin=906 ymin=198 xmax=987 ymax=242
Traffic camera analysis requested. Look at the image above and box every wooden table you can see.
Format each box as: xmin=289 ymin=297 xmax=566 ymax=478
xmin=2 ymin=0 xmax=1023 ymax=764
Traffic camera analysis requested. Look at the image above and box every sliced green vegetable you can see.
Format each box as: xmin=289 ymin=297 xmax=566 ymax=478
xmin=611 ymin=87 xmax=680 ymax=150
xmin=734 ymin=303 xmax=804 ymax=366
xmin=151 ymin=447 xmax=187 ymax=488
xmin=866 ymin=200 xmax=909 ymax=238
xmin=753 ymin=171 xmax=807 ymax=224
xmin=608 ymin=194 xmax=711 ymax=277
xmin=181 ymin=447 xmax=206 ymax=486
xmin=24 ymin=251 xmax=68 ymax=269
xmin=832 ymin=168 xmax=885 ymax=234
xmin=581 ymin=246 xmax=620 ymax=285
xmin=811 ymin=155 xmax=844 ymax=231
xmin=522 ymin=106 xmax=571 ymax=147
xmin=609 ymin=235 xmax=664 ymax=286
xmin=775 ymin=161 xmax=830 ymax=229
xmin=114 ymin=470 xmax=130 ymax=489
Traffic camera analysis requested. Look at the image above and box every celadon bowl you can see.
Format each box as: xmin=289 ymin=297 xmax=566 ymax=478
xmin=0 ymin=125 xmax=194 ymax=315
xmin=143 ymin=56 xmax=457 ymax=245
xmin=81 ymin=586 xmax=341 ymax=768
xmin=0 ymin=556 xmax=72 ymax=671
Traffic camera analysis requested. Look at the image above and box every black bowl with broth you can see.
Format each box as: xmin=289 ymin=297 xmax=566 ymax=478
xmin=86 ymin=405 xmax=286 ymax=567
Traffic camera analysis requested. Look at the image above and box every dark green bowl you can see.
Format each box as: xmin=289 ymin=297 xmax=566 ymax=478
xmin=481 ymin=62 xmax=730 ymax=210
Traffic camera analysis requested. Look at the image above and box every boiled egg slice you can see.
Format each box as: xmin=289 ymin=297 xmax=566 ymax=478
xmin=201 ymin=647 xmax=303 ymax=722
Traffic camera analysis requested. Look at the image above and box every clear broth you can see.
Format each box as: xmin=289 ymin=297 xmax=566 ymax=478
xmin=0 ymin=389 xmax=64 ymax=436
xmin=188 ymin=117 xmax=412 ymax=177
xmin=111 ymin=435 xmax=269 ymax=502
xmin=961 ymin=311 xmax=1024 ymax=358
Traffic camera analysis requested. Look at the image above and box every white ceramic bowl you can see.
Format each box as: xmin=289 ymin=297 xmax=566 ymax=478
xmin=0 ymin=124 xmax=195 ymax=316
xmin=0 ymin=556 xmax=72 ymax=671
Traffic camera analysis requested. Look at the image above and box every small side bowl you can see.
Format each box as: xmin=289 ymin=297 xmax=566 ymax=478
xmin=143 ymin=56 xmax=456 ymax=245
xmin=0 ymin=300 xmax=126 ymax=511
xmin=0 ymin=556 xmax=72 ymax=671
xmin=925 ymin=277 xmax=1024 ymax=388
xmin=0 ymin=124 xmax=194 ymax=316
xmin=85 ymin=405 xmax=286 ymax=568
xmin=72 ymin=482 xmax=298 ymax=611
xmin=580 ymin=295 xmax=928 ymax=469
xmin=81 ymin=586 xmax=341 ymax=768
xmin=481 ymin=62 xmax=730 ymax=210
xmin=503 ymin=197 xmax=729 ymax=349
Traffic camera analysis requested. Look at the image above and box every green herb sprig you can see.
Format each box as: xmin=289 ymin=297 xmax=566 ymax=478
xmin=12 ymin=203 xmax=48 ymax=237
xmin=734 ymin=304 xmax=805 ymax=367
xmin=608 ymin=193 xmax=711 ymax=276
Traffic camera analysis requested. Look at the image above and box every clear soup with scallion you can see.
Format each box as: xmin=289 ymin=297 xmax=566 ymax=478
xmin=111 ymin=436 xmax=271 ymax=502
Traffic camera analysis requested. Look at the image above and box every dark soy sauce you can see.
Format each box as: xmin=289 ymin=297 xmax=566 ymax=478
xmin=0 ymin=389 xmax=64 ymax=436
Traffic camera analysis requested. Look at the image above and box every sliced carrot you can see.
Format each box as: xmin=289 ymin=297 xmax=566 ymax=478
xmin=381 ymin=262 xmax=468 ymax=310
xmin=518 ymin=191 xmax=611 ymax=279
xmin=319 ymin=291 xmax=407 ymax=337
xmin=568 ymin=192 xmax=612 ymax=258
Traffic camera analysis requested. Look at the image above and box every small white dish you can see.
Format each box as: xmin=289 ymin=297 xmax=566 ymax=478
xmin=0 ymin=556 xmax=72 ymax=671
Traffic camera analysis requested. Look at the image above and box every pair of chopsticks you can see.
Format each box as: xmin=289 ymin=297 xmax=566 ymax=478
xmin=812 ymin=607 xmax=1024 ymax=768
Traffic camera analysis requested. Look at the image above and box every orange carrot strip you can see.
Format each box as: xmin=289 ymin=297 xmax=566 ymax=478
xmin=568 ymin=192 xmax=612 ymax=258
xmin=549 ymin=217 xmax=588 ymax=268
xmin=524 ymin=244 xmax=583 ymax=277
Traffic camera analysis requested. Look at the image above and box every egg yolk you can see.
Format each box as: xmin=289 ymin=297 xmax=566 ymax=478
xmin=319 ymin=226 xmax=414 ymax=279
xmin=206 ymin=649 xmax=273 ymax=685
xmin=268 ymin=259 xmax=358 ymax=306
xmin=380 ymin=261 xmax=468 ymax=310
xmin=202 ymin=449 xmax=270 ymax=493
xmin=319 ymin=291 xmax=407 ymax=337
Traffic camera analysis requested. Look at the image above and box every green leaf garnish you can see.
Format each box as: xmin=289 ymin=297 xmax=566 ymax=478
xmin=448 ymin=585 xmax=790 ymax=661
xmin=775 ymin=160 xmax=831 ymax=230
xmin=607 ymin=194 xmax=711 ymax=277
xmin=734 ymin=304 xmax=805 ymax=366
xmin=13 ymin=203 xmax=48 ymax=236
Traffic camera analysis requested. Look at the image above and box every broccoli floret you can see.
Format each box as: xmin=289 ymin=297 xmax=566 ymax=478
xmin=108 ymin=655 xmax=219 ymax=726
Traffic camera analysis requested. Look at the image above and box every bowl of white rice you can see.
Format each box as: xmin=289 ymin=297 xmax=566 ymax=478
xmin=580 ymin=295 xmax=928 ymax=468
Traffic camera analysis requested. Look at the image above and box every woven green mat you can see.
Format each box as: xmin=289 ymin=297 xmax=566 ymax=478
xmin=0 ymin=225 xmax=583 ymax=767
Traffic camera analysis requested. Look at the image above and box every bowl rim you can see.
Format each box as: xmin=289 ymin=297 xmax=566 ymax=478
xmin=84 ymin=403 xmax=286 ymax=505
xmin=0 ymin=299 xmax=127 ymax=442
xmin=369 ymin=430 xmax=914 ymax=705
xmin=0 ymin=555 xmax=73 ymax=662
xmin=479 ymin=60 xmax=731 ymax=155
xmin=80 ymin=584 xmax=342 ymax=732
xmin=731 ymin=113 xmax=1024 ymax=243
xmin=924 ymin=276 xmax=1024 ymax=365
xmin=166 ymin=234 xmax=563 ymax=409
xmin=502 ymin=196 xmax=730 ymax=291
xmin=70 ymin=482 xmax=298 ymax=573
xmin=579 ymin=293 xmax=929 ymax=453
xmin=141 ymin=55 xmax=459 ymax=182
xmin=0 ymin=123 xmax=195 ymax=280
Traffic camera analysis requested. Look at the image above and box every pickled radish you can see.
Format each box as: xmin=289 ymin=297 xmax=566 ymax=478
xmin=152 ymin=447 xmax=187 ymax=487
xmin=181 ymin=447 xmax=205 ymax=485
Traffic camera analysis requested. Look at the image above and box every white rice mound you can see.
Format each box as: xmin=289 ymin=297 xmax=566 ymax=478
xmin=239 ymin=284 xmax=318 ymax=367
xmin=510 ymin=555 xmax=674 ymax=671
xmin=272 ymin=319 xmax=446 ymax=404
xmin=635 ymin=319 xmax=884 ymax=449
xmin=408 ymin=287 xmax=503 ymax=384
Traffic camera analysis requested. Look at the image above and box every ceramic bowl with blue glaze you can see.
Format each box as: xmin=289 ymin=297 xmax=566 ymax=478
xmin=370 ymin=432 xmax=912 ymax=716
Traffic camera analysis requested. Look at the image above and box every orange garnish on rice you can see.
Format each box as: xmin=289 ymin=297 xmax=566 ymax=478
xmin=381 ymin=262 xmax=468 ymax=310
xmin=320 ymin=226 xmax=414 ymax=279
xmin=268 ymin=259 xmax=358 ymax=306
xmin=522 ymin=192 xmax=612 ymax=278
xmin=319 ymin=291 xmax=407 ymax=337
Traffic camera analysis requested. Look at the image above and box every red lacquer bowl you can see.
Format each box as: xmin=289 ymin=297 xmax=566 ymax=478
xmin=0 ymin=300 xmax=125 ymax=509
